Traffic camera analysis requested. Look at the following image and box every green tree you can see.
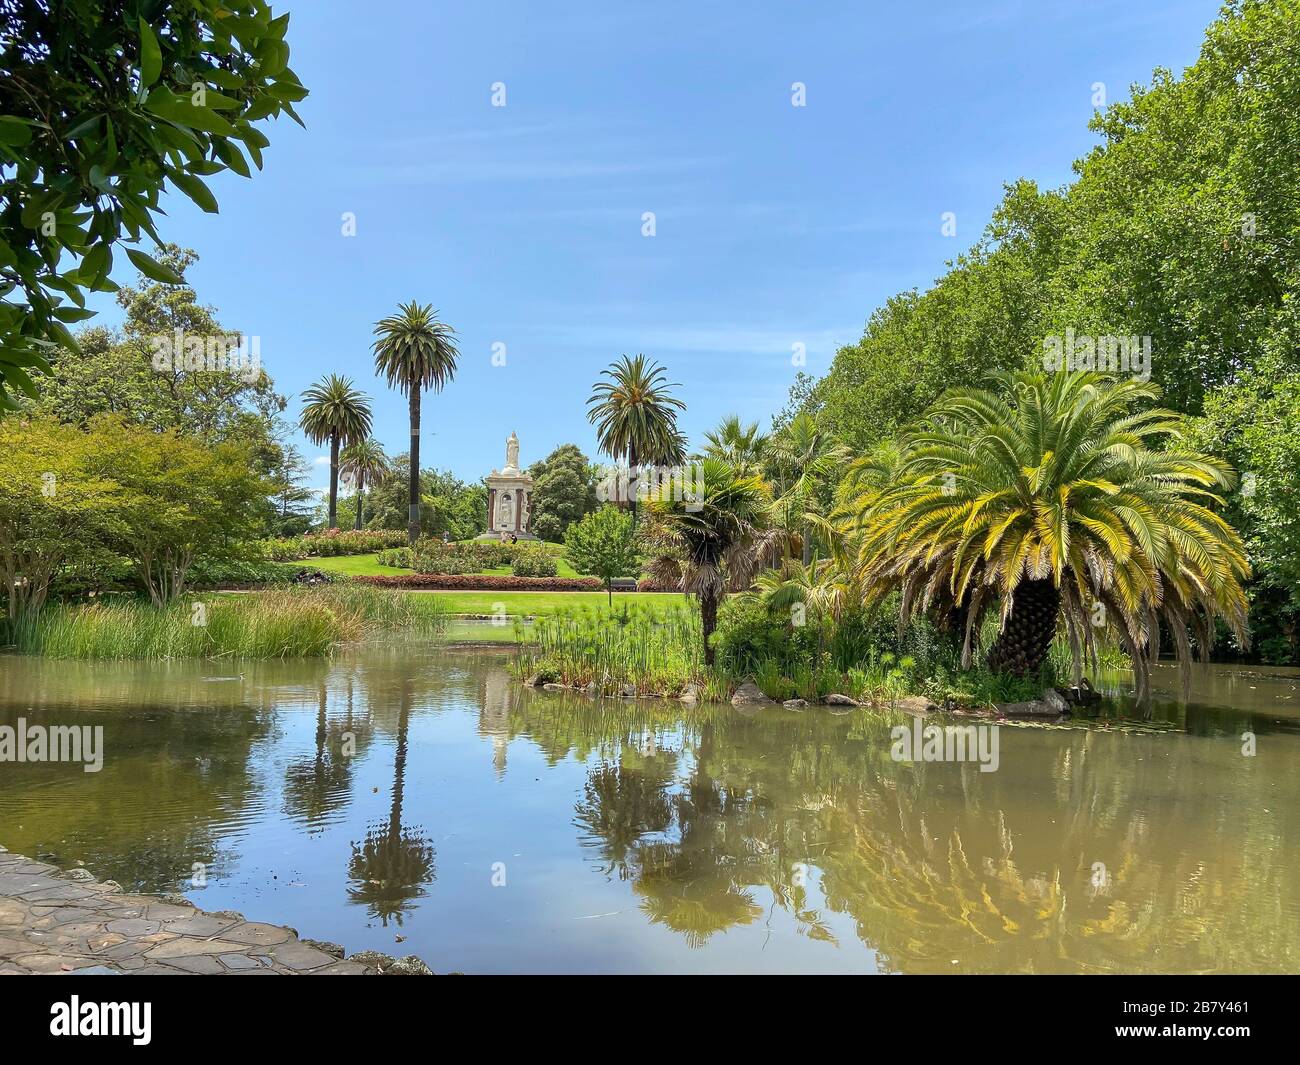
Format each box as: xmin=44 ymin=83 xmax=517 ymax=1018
xmin=701 ymin=415 xmax=767 ymax=478
xmin=340 ymin=438 xmax=390 ymax=531
xmin=93 ymin=416 xmax=269 ymax=605
xmin=587 ymin=354 xmax=687 ymax=524
xmin=565 ymin=506 xmax=641 ymax=606
xmin=767 ymin=412 xmax=848 ymax=565
xmin=848 ymin=372 xmax=1250 ymax=704
xmin=0 ymin=2 xmax=305 ymax=406
xmin=527 ymin=443 xmax=597 ymax=542
xmin=0 ymin=417 xmax=121 ymax=621
xmin=298 ymin=375 xmax=372 ymax=530
xmin=646 ymin=459 xmax=775 ymax=665
xmin=372 ymin=303 xmax=460 ymax=544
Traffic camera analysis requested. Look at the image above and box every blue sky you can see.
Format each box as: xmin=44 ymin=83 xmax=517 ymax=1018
xmin=94 ymin=0 xmax=1221 ymax=489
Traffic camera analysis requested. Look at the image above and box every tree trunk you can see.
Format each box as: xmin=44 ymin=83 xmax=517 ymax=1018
xmin=408 ymin=389 xmax=421 ymax=545
xmin=985 ymin=577 xmax=1061 ymax=677
xmin=701 ymin=587 xmax=719 ymax=666
xmin=328 ymin=433 xmax=340 ymax=529
xmin=354 ymin=472 xmax=365 ymax=531
xmin=801 ymin=521 xmax=812 ymax=567
xmin=628 ymin=443 xmax=639 ymax=530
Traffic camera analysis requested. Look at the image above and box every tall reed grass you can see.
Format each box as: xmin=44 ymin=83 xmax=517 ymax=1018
xmin=5 ymin=586 xmax=448 ymax=660
xmin=514 ymin=603 xmax=732 ymax=698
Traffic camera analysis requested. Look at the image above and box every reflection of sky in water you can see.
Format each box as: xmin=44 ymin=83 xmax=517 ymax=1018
xmin=0 ymin=651 xmax=1297 ymax=974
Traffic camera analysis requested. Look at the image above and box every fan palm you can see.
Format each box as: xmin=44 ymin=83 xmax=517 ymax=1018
xmin=645 ymin=458 xmax=777 ymax=664
xmin=340 ymin=438 xmax=390 ymax=530
xmin=768 ymin=412 xmax=848 ymax=564
xmin=702 ymin=415 xmax=768 ymax=478
xmin=847 ymin=371 xmax=1249 ymax=704
xmin=298 ymin=375 xmax=373 ymax=529
xmin=372 ymin=302 xmax=460 ymax=544
xmin=587 ymin=354 xmax=687 ymax=522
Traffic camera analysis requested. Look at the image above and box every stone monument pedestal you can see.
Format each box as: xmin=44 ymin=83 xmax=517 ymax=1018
xmin=480 ymin=431 xmax=538 ymax=540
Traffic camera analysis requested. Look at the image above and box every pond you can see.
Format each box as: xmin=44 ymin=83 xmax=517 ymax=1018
xmin=1 ymin=643 xmax=1298 ymax=974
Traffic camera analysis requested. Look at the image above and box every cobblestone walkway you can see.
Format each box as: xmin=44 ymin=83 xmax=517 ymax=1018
xmin=0 ymin=846 xmax=430 ymax=975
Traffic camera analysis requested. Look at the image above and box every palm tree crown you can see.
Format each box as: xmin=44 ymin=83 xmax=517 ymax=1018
xmin=372 ymin=302 xmax=459 ymax=544
xmin=702 ymin=415 xmax=768 ymax=478
xmin=340 ymin=438 xmax=390 ymax=530
xmin=646 ymin=458 xmax=776 ymax=664
xmin=847 ymin=370 xmax=1249 ymax=703
xmin=587 ymin=354 xmax=687 ymax=471
xmin=299 ymin=374 xmax=373 ymax=530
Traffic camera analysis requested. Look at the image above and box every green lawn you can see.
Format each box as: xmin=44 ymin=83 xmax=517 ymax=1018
xmin=426 ymin=590 xmax=687 ymax=618
xmin=289 ymin=551 xmax=581 ymax=578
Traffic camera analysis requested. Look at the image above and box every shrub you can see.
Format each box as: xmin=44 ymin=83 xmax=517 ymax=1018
xmin=355 ymin=574 xmax=601 ymax=591
xmin=511 ymin=545 xmax=558 ymax=577
xmin=258 ymin=529 xmax=407 ymax=561
xmin=375 ymin=547 xmax=414 ymax=569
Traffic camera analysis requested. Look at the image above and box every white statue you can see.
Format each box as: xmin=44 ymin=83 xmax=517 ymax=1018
xmin=504 ymin=431 xmax=520 ymax=473
xmin=496 ymin=491 xmax=513 ymax=528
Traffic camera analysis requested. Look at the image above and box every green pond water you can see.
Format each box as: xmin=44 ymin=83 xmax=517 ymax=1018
xmin=1 ymin=641 xmax=1298 ymax=974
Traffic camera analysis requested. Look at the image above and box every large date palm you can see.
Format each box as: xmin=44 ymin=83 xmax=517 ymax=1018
xmin=340 ymin=438 xmax=390 ymax=530
xmin=849 ymin=371 xmax=1249 ymax=704
xmin=587 ymin=354 xmax=687 ymax=523
xmin=372 ymin=302 xmax=460 ymax=544
xmin=298 ymin=375 xmax=373 ymax=529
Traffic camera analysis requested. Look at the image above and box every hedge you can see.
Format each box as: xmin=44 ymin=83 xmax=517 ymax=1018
xmin=354 ymin=574 xmax=603 ymax=591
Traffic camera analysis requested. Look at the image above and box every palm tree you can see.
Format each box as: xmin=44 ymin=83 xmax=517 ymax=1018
xmin=646 ymin=458 xmax=777 ymax=664
xmin=298 ymin=375 xmax=373 ymax=529
xmin=587 ymin=354 xmax=687 ymax=523
xmin=372 ymin=302 xmax=460 ymax=544
xmin=340 ymin=438 xmax=389 ymax=530
xmin=702 ymin=415 xmax=768 ymax=478
xmin=767 ymin=412 xmax=848 ymax=564
xmin=847 ymin=371 xmax=1249 ymax=704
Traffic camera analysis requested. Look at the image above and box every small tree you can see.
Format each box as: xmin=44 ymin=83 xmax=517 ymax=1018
xmin=565 ymin=506 xmax=641 ymax=607
xmin=0 ymin=418 xmax=121 ymax=622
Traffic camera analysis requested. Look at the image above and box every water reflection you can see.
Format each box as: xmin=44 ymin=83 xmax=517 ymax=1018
xmin=0 ymin=650 xmax=1297 ymax=973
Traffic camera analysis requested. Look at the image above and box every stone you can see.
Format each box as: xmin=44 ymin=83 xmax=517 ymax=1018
xmin=165 ymin=954 xmax=225 ymax=974
xmin=524 ymin=674 xmax=545 ymax=687
xmin=994 ymin=699 xmax=1058 ymax=717
xmin=145 ymin=938 xmax=251 ymax=960
xmin=265 ymin=940 xmax=339 ymax=971
xmin=59 ymin=868 xmax=97 ymax=882
xmin=162 ymin=913 xmax=239 ymax=937
xmin=1043 ymin=688 xmax=1072 ymax=714
xmin=542 ymin=683 xmax=566 ymax=692
xmin=387 ymin=954 xmax=434 ymax=976
xmin=783 ymin=698 xmax=809 ymax=709
xmin=895 ymin=696 xmax=938 ymax=717
xmin=313 ymin=961 xmax=374 ymax=975
xmin=619 ymin=684 xmax=638 ymax=698
xmin=219 ymin=921 xmax=292 ymax=947
xmin=299 ymin=938 xmax=346 ymax=959
xmin=731 ymin=681 xmax=774 ymax=707
xmin=679 ymin=684 xmax=700 ymax=704
xmin=823 ymin=693 xmax=860 ymax=707
xmin=106 ymin=918 xmax=161 ymax=937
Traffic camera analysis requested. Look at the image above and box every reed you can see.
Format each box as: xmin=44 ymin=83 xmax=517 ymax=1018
xmin=5 ymin=586 xmax=448 ymax=660
xmin=514 ymin=602 xmax=730 ymax=697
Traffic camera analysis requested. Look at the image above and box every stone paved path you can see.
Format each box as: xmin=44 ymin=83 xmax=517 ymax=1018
xmin=0 ymin=846 xmax=431 ymax=975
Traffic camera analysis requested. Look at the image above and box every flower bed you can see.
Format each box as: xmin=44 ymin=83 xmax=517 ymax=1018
xmin=354 ymin=574 xmax=602 ymax=591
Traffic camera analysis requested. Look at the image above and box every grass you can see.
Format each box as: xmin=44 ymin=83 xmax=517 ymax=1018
xmin=514 ymin=602 xmax=731 ymax=698
xmin=429 ymin=590 xmax=685 ymax=618
xmin=6 ymin=585 xmax=449 ymax=660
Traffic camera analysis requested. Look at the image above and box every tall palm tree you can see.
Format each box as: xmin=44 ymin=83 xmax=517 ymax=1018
xmin=847 ymin=371 xmax=1249 ymax=704
xmin=646 ymin=458 xmax=777 ymax=664
xmin=767 ymin=412 xmax=848 ymax=564
xmin=587 ymin=354 xmax=687 ymax=523
xmin=298 ymin=375 xmax=373 ymax=529
xmin=340 ymin=438 xmax=389 ymax=530
xmin=372 ymin=302 xmax=460 ymax=544
xmin=702 ymin=415 xmax=768 ymax=478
